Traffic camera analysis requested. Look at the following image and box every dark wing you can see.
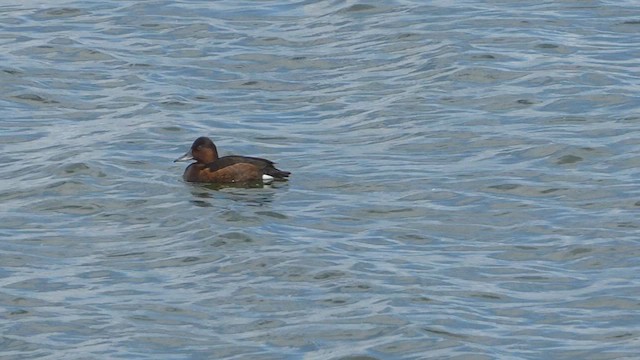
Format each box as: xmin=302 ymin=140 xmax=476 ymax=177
xmin=207 ymin=156 xmax=290 ymax=179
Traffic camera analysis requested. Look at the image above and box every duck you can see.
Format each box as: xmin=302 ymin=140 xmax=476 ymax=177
xmin=174 ymin=136 xmax=290 ymax=184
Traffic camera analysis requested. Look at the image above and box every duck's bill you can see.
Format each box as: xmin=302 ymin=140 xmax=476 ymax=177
xmin=174 ymin=151 xmax=194 ymax=162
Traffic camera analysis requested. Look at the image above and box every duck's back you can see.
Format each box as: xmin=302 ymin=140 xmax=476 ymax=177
xmin=210 ymin=156 xmax=291 ymax=179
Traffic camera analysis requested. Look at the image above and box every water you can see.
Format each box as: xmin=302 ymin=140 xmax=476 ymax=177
xmin=1 ymin=1 xmax=639 ymax=359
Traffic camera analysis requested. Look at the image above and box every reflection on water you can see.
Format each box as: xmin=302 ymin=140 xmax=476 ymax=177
xmin=1 ymin=0 xmax=640 ymax=359
xmin=189 ymin=183 xmax=283 ymax=207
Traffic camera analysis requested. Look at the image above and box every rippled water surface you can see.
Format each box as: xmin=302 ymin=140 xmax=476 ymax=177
xmin=2 ymin=1 xmax=640 ymax=359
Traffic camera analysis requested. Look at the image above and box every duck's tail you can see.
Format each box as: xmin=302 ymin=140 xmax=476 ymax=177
xmin=264 ymin=166 xmax=291 ymax=180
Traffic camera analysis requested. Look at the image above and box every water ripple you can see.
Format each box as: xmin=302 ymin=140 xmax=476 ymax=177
xmin=1 ymin=1 xmax=640 ymax=359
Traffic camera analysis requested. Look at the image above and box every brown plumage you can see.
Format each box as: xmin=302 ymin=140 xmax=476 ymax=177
xmin=174 ymin=137 xmax=290 ymax=183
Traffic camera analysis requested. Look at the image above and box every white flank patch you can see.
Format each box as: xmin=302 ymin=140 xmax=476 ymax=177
xmin=262 ymin=174 xmax=274 ymax=183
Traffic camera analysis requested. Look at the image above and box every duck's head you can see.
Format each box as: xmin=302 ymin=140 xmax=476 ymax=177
xmin=174 ymin=137 xmax=219 ymax=164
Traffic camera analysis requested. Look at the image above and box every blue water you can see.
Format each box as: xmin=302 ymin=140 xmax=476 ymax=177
xmin=1 ymin=1 xmax=639 ymax=359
